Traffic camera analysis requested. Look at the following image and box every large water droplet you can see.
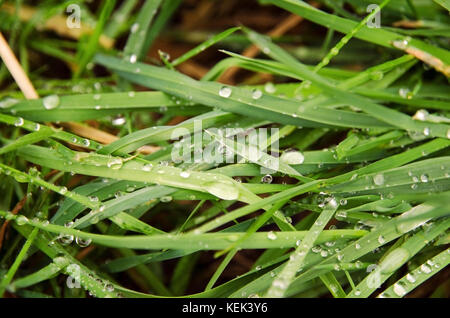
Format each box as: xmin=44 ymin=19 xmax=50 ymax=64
xmin=264 ymin=82 xmax=276 ymax=93
xmin=130 ymin=23 xmax=139 ymax=33
xmin=280 ymin=150 xmax=304 ymax=165
xmin=251 ymin=89 xmax=262 ymax=100
xmin=43 ymin=95 xmax=60 ymax=110
xmin=373 ymin=173 xmax=384 ymax=186
xmin=413 ymin=109 xmax=428 ymax=121
xmin=420 ymin=264 xmax=432 ymax=274
xmin=379 ymin=247 xmax=410 ymax=274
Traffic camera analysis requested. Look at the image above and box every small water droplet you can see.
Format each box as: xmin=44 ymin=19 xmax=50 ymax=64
xmin=264 ymin=82 xmax=276 ymax=94
xmin=369 ymin=70 xmax=384 ymax=81
xmin=393 ymin=282 xmax=407 ymax=297
xmin=180 ymin=171 xmax=191 ymax=178
xmin=373 ymin=174 xmax=384 ymax=186
xmin=413 ymin=109 xmax=428 ymax=121
xmin=75 ymin=237 xmax=92 ymax=247
xmin=261 ymin=174 xmax=273 ymax=184
xmin=160 ymin=196 xmax=172 ymax=203
xmin=406 ymin=273 xmax=416 ymax=283
xmin=280 ymin=150 xmax=304 ymax=165
xmin=14 ymin=117 xmax=24 ymax=127
xmin=251 ymin=89 xmax=262 ymax=100
xmin=420 ymin=264 xmax=432 ymax=274
xmin=267 ymin=231 xmax=277 ymax=240
xmin=130 ymin=23 xmax=139 ymax=33
xmin=219 ymin=86 xmax=232 ymax=98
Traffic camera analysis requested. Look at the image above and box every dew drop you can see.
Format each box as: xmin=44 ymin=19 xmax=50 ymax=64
xmin=142 ymin=164 xmax=153 ymax=172
xmin=406 ymin=273 xmax=416 ymax=283
xmin=398 ymin=88 xmax=410 ymax=99
xmin=264 ymin=82 xmax=276 ymax=94
xmin=43 ymin=95 xmax=60 ymax=110
xmin=205 ymin=181 xmax=239 ymax=200
xmin=413 ymin=109 xmax=428 ymax=121
xmin=393 ymin=282 xmax=407 ymax=297
xmin=180 ymin=171 xmax=191 ymax=178
xmin=280 ymin=150 xmax=304 ymax=165
xmin=369 ymin=71 xmax=384 ymax=81
xmin=219 ymin=86 xmax=232 ymax=98
xmin=106 ymin=157 xmax=123 ymax=170
xmin=261 ymin=174 xmax=273 ymax=184
xmin=130 ymin=23 xmax=139 ymax=33
xmin=420 ymin=264 xmax=432 ymax=274
xmin=251 ymin=89 xmax=262 ymax=100
xmin=58 ymin=234 xmax=74 ymax=245
xmin=373 ymin=173 xmax=384 ymax=186
xmin=379 ymin=247 xmax=410 ymax=274
xmin=16 ymin=215 xmax=28 ymax=226
xmin=75 ymin=236 xmax=92 ymax=247
xmin=112 ymin=116 xmax=126 ymax=126
xmin=14 ymin=117 xmax=24 ymax=127
xmin=267 ymin=231 xmax=277 ymax=240
xmin=420 ymin=174 xmax=429 ymax=183
xmin=160 ymin=196 xmax=172 ymax=203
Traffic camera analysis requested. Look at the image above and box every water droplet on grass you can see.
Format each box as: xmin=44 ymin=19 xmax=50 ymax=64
xmin=267 ymin=231 xmax=277 ymax=240
xmin=180 ymin=171 xmax=191 ymax=178
xmin=379 ymin=247 xmax=410 ymax=274
xmin=420 ymin=264 xmax=432 ymax=274
xmin=264 ymin=82 xmax=276 ymax=93
xmin=16 ymin=215 xmax=28 ymax=225
xmin=373 ymin=173 xmax=384 ymax=186
xmin=420 ymin=174 xmax=429 ymax=182
xmin=369 ymin=71 xmax=384 ymax=81
xmin=251 ymin=89 xmax=262 ymax=100
xmin=107 ymin=158 xmax=123 ymax=170
xmin=393 ymin=282 xmax=407 ymax=297
xmin=14 ymin=117 xmax=24 ymax=126
xmin=160 ymin=196 xmax=172 ymax=203
xmin=261 ymin=174 xmax=273 ymax=184
xmin=43 ymin=95 xmax=60 ymax=110
xmin=76 ymin=237 xmax=92 ymax=247
xmin=219 ymin=86 xmax=232 ymax=98
xmin=280 ymin=150 xmax=304 ymax=165
xmin=130 ymin=23 xmax=139 ymax=33
xmin=205 ymin=181 xmax=239 ymax=200
xmin=406 ymin=273 xmax=416 ymax=283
